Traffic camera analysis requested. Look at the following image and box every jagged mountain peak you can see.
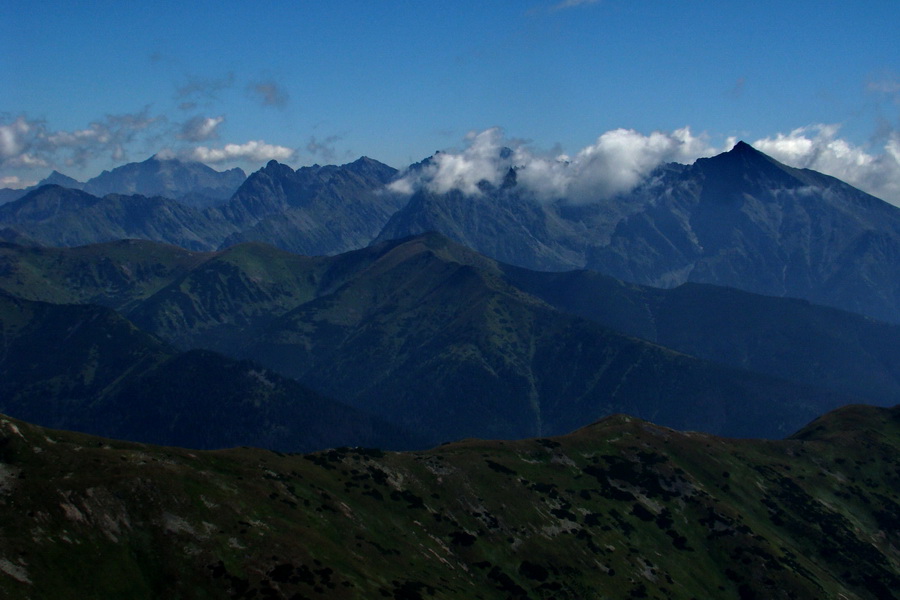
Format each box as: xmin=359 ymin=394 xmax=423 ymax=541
xmin=263 ymin=158 xmax=287 ymax=169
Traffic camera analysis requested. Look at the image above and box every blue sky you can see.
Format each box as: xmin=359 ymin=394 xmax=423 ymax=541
xmin=2 ymin=0 xmax=900 ymax=202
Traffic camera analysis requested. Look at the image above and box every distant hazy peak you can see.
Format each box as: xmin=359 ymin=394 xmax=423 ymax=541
xmin=38 ymin=170 xmax=84 ymax=189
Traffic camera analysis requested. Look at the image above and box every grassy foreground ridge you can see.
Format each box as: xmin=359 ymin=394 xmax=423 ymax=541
xmin=0 ymin=404 xmax=898 ymax=599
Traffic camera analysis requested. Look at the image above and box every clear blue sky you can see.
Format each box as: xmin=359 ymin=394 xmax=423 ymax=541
xmin=2 ymin=0 xmax=899 ymax=201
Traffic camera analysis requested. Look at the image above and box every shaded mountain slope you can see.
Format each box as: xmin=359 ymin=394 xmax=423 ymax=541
xmin=0 ymin=403 xmax=898 ymax=598
xmin=238 ymin=235 xmax=856 ymax=445
xmin=0 ymin=171 xmax=86 ymax=205
xmin=0 ymin=235 xmax=880 ymax=443
xmin=375 ymin=167 xmax=651 ymax=273
xmin=0 ymin=186 xmax=235 ymax=250
xmin=503 ymin=266 xmax=900 ymax=406
xmin=0 ymin=238 xmax=210 ymax=309
xmin=0 ymin=291 xmax=418 ymax=451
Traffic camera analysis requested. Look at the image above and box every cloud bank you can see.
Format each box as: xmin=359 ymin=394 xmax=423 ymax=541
xmin=390 ymin=126 xmax=717 ymax=201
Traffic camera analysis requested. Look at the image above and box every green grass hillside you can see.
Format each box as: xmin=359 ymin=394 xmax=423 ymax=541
xmin=0 ymin=404 xmax=897 ymax=598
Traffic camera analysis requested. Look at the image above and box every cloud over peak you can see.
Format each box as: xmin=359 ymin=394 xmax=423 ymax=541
xmin=387 ymin=125 xmax=900 ymax=206
xmin=753 ymin=124 xmax=900 ymax=205
xmin=390 ymin=126 xmax=716 ymax=201
xmin=187 ymin=140 xmax=296 ymax=164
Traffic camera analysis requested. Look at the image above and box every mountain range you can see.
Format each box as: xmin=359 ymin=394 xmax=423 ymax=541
xmin=0 ymin=155 xmax=246 ymax=208
xmin=0 ymin=156 xmax=404 ymax=256
xmin=1 ymin=233 xmax=895 ymax=449
xmin=379 ymin=142 xmax=900 ymax=323
xmin=1 ymin=140 xmax=900 ymax=596
xmin=4 ymin=142 xmax=900 ymax=324
xmin=0 ymin=403 xmax=897 ymax=598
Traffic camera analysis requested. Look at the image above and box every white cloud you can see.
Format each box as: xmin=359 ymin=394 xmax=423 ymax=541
xmin=0 ymin=112 xmax=300 ymax=178
xmin=179 ymin=115 xmax=224 ymax=142
xmin=390 ymin=126 xmax=717 ymax=201
xmin=187 ymin=140 xmax=296 ymax=164
xmin=0 ymin=175 xmax=36 ymax=189
xmin=0 ymin=110 xmax=163 ymax=173
xmin=753 ymin=124 xmax=900 ymax=205
xmin=553 ymin=127 xmax=714 ymax=200
xmin=0 ymin=116 xmax=31 ymax=160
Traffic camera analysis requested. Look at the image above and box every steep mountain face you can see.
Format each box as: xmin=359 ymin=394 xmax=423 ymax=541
xmin=379 ymin=143 xmax=900 ymax=323
xmin=218 ymin=156 xmax=406 ymax=255
xmin=4 ymin=145 xmax=900 ymax=321
xmin=0 ymin=290 xmax=417 ymax=451
xmin=82 ymin=154 xmax=246 ymax=206
xmin=591 ymin=142 xmax=900 ymax=322
xmin=1 ymin=403 xmax=898 ymax=599
xmin=375 ymin=167 xmax=654 ymax=272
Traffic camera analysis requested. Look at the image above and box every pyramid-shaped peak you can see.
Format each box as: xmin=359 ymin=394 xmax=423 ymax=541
xmin=712 ymin=140 xmax=782 ymax=168
xmin=729 ymin=140 xmax=759 ymax=154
